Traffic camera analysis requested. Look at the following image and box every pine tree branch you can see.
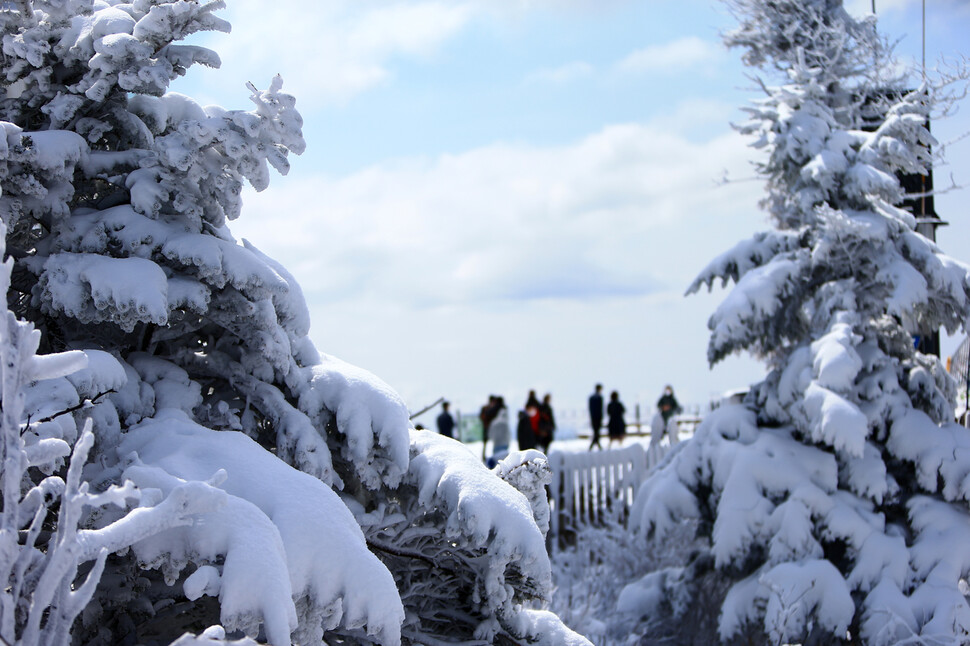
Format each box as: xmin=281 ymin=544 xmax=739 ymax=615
xmin=366 ymin=539 xmax=438 ymax=569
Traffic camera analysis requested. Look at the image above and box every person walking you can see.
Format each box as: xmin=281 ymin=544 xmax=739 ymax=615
xmin=436 ymin=401 xmax=455 ymax=439
xmin=516 ymin=408 xmax=537 ymax=451
xmin=536 ymin=393 xmax=556 ymax=453
xmin=479 ymin=395 xmax=500 ymax=462
xmin=607 ymin=390 xmax=626 ymax=447
xmin=588 ymin=384 xmax=604 ymax=450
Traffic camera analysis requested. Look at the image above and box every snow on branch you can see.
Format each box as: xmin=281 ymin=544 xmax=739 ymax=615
xmin=119 ymin=412 xmax=405 ymax=646
xmin=687 ymin=229 xmax=804 ymax=294
xmin=300 ymin=354 xmax=411 ymax=490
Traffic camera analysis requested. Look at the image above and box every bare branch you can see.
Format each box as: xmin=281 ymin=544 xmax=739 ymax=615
xmin=33 ymin=390 xmax=115 ymax=425
xmin=367 ymin=539 xmax=439 ymax=569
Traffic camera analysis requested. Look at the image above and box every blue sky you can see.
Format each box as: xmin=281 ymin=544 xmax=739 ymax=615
xmin=174 ymin=0 xmax=970 ymax=425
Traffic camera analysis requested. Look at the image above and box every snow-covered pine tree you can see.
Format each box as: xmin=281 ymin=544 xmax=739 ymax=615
xmin=626 ymin=1 xmax=970 ymax=644
xmin=0 ymin=2 xmax=587 ymax=645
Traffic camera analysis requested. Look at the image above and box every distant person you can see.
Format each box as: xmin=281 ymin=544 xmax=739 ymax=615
xmin=524 ymin=391 xmax=541 ymax=445
xmin=654 ymin=385 xmax=682 ymax=447
xmin=536 ymin=393 xmax=556 ymax=453
xmin=607 ymin=390 xmax=626 ymax=447
xmin=517 ymin=408 xmax=537 ymax=451
xmin=588 ymin=383 xmax=604 ymax=451
xmin=525 ymin=389 xmax=541 ymax=410
xmin=479 ymin=395 xmax=500 ymax=462
xmin=657 ymin=385 xmax=682 ymax=425
xmin=436 ymin=401 xmax=455 ymax=439
xmin=487 ymin=397 xmax=510 ymax=468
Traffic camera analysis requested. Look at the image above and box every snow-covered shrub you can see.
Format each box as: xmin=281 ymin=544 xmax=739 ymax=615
xmin=0 ymin=2 xmax=587 ymax=645
xmin=551 ymin=515 xmax=706 ymax=646
xmin=627 ymin=1 xmax=970 ymax=644
xmin=494 ymin=448 xmax=553 ymax=536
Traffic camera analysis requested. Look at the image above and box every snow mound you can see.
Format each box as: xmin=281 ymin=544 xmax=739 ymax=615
xmin=120 ymin=411 xmax=404 ymax=646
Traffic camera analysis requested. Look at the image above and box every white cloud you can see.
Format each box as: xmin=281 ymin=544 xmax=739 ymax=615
xmin=183 ymin=1 xmax=475 ymax=107
xmin=649 ymin=98 xmax=741 ymax=133
xmin=232 ymin=115 xmax=763 ymax=314
xmin=614 ymin=36 xmax=724 ymax=76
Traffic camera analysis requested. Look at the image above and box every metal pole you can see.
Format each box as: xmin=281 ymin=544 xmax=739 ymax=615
xmin=922 ymin=0 xmax=926 ymax=83
xmin=964 ymin=345 xmax=970 ymax=427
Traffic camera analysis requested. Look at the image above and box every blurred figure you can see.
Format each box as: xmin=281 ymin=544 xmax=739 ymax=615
xmin=652 ymin=385 xmax=683 ymax=448
xmin=607 ymin=390 xmax=626 ymax=447
xmin=657 ymin=385 xmax=682 ymax=426
xmin=479 ymin=395 xmax=501 ymax=462
xmin=436 ymin=401 xmax=455 ymax=439
xmin=588 ymin=383 xmax=604 ymax=451
xmin=525 ymin=389 xmax=540 ymax=410
xmin=536 ymin=393 xmax=556 ymax=453
xmin=524 ymin=390 xmax=541 ymax=449
xmin=517 ymin=408 xmax=537 ymax=451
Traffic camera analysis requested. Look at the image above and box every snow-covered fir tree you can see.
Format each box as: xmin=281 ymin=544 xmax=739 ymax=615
xmin=0 ymin=2 xmax=588 ymax=645
xmin=625 ymin=1 xmax=970 ymax=644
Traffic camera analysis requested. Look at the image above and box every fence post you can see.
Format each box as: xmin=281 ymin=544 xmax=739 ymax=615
xmin=547 ymin=451 xmax=563 ymax=542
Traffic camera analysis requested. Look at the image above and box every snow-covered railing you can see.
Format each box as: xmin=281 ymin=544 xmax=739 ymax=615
xmin=547 ymin=442 xmax=673 ymax=541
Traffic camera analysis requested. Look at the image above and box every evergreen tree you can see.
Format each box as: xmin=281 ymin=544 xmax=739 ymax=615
xmin=627 ymin=1 xmax=970 ymax=644
xmin=0 ymin=2 xmax=586 ymax=644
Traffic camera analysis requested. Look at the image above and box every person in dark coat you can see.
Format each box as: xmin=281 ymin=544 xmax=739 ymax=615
xmin=588 ymin=383 xmax=604 ymax=450
xmin=657 ymin=385 xmax=682 ymax=425
xmin=536 ymin=393 xmax=555 ymax=453
xmin=517 ymin=409 xmax=537 ymax=451
xmin=525 ymin=390 xmax=540 ymax=410
xmin=479 ymin=395 xmax=500 ymax=462
xmin=436 ymin=401 xmax=455 ymax=439
xmin=607 ymin=390 xmax=626 ymax=447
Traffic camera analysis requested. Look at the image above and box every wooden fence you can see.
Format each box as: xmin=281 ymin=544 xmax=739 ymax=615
xmin=546 ymin=441 xmax=673 ymax=542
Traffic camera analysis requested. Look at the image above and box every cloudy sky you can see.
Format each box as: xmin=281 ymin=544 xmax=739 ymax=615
xmin=174 ymin=0 xmax=970 ymax=425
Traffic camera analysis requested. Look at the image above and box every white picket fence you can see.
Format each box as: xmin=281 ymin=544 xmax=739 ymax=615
xmin=546 ymin=441 xmax=673 ymax=540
